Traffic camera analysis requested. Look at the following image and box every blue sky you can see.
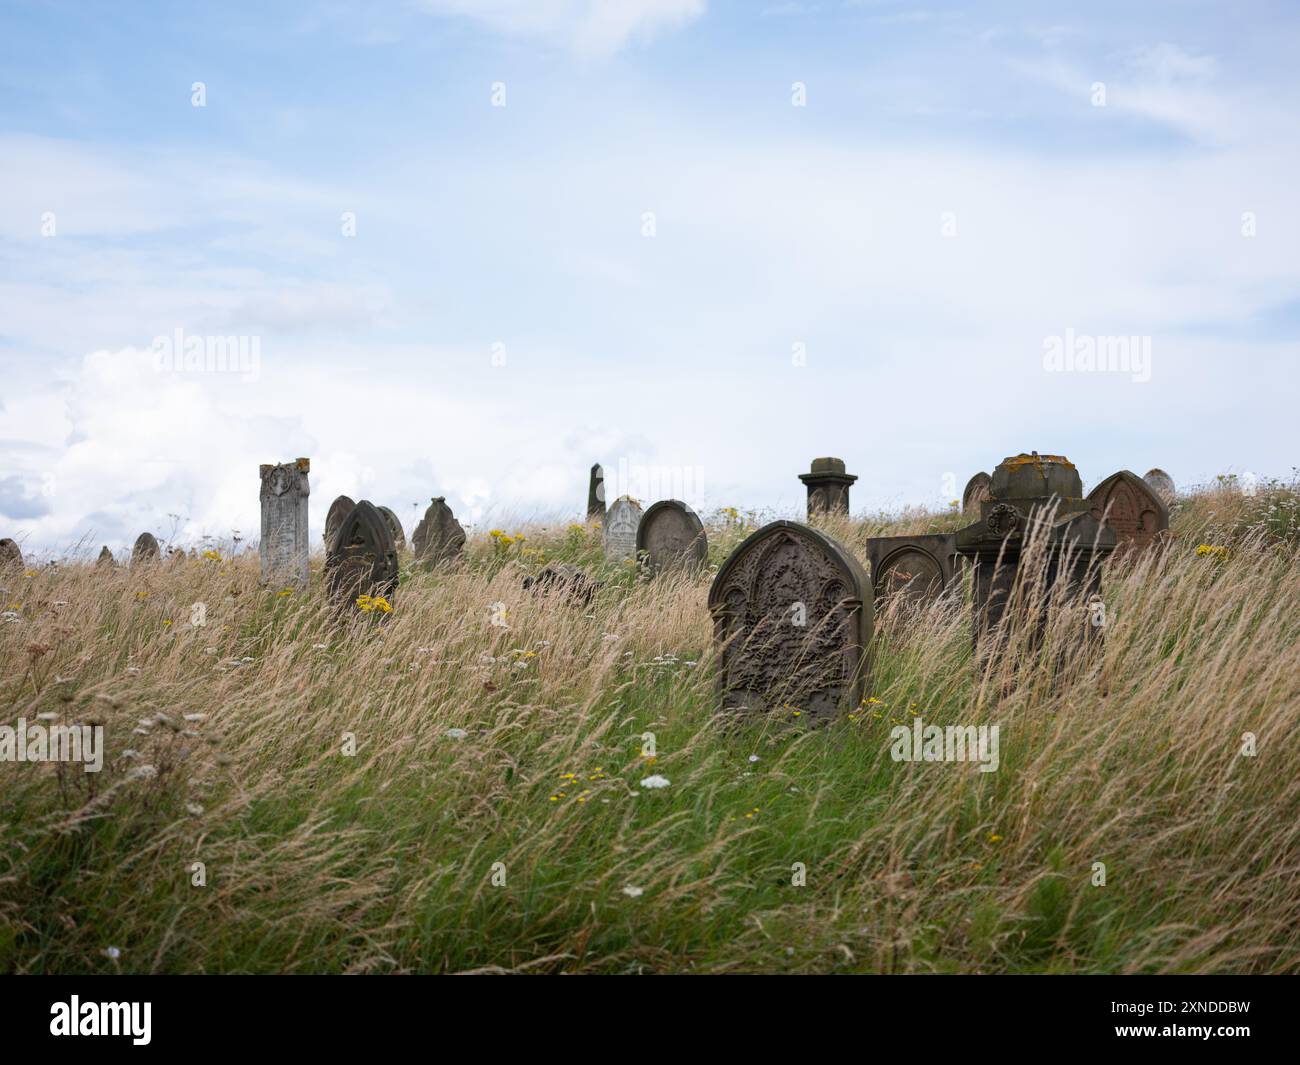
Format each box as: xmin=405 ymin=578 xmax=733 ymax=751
xmin=1 ymin=0 xmax=1296 ymax=554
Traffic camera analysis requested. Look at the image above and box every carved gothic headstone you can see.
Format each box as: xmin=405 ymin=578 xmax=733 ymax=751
xmin=708 ymin=521 xmax=873 ymax=720
xmin=324 ymin=500 xmax=398 ymax=608
xmin=378 ymin=506 xmax=406 ymax=550
xmin=523 ymin=564 xmax=599 ymax=607
xmin=0 ymin=538 xmax=22 ymax=572
xmin=866 ymin=533 xmax=956 ymax=607
xmin=637 ymin=499 xmax=707 ymax=575
xmin=1087 ymin=470 xmax=1169 ymax=553
xmin=962 ymin=472 xmax=992 ymax=514
xmin=131 ymin=533 xmax=161 ymax=565
xmin=1143 ymin=468 xmax=1176 ymax=506
xmin=412 ymin=497 xmax=465 ymax=568
xmin=798 ymin=457 xmax=856 ymax=518
xmin=325 ymin=495 xmax=355 ymax=548
xmin=603 ymin=496 xmax=643 ymax=563
xmin=587 ymin=463 xmax=605 ymax=523
xmin=259 ymin=458 xmax=311 ymax=589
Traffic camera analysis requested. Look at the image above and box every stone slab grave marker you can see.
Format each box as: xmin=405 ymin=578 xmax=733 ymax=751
xmin=259 ymin=458 xmax=311 ymax=589
xmin=799 ymin=457 xmax=856 ymax=518
xmin=523 ymin=563 xmax=600 ymax=607
xmin=708 ymin=521 xmax=873 ymax=720
xmin=0 ymin=538 xmax=22 ymax=572
xmin=412 ymin=496 xmax=466 ymax=568
xmin=866 ymin=533 xmax=957 ymax=607
xmin=325 ymin=495 xmax=355 ymax=548
xmin=587 ymin=463 xmax=606 ymax=523
xmin=378 ymin=506 xmax=406 ymax=550
xmin=637 ymin=499 xmax=707 ymax=575
xmin=1087 ymin=470 xmax=1169 ymax=553
xmin=603 ymin=496 xmax=643 ymax=563
xmin=325 ymin=500 xmax=399 ymax=609
xmin=962 ymin=472 xmax=992 ymax=514
xmin=96 ymin=546 xmax=115 ymax=567
xmin=1143 ymin=468 xmax=1176 ymax=507
xmin=132 ymin=532 xmax=161 ymax=565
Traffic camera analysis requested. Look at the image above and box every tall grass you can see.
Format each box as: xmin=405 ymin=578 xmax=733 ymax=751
xmin=1 ymin=484 xmax=1298 ymax=974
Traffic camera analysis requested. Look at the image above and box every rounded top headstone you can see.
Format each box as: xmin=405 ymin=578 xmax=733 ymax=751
xmin=990 ymin=453 xmax=1082 ymax=501
xmin=637 ymin=500 xmax=707 ymax=574
xmin=1143 ymin=468 xmax=1176 ymax=504
xmin=0 ymin=538 xmax=22 ymax=570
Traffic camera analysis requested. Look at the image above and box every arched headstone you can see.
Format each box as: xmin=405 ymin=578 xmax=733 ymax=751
xmin=603 ymin=496 xmax=643 ymax=563
xmin=1087 ymin=470 xmax=1169 ymax=553
xmin=378 ymin=506 xmax=406 ymax=550
xmin=412 ymin=497 xmax=465 ymax=568
xmin=866 ymin=533 xmax=956 ymax=607
xmin=636 ymin=500 xmax=707 ymax=575
xmin=324 ymin=500 xmax=399 ymax=608
xmin=708 ymin=521 xmax=873 ymax=720
xmin=1143 ymin=468 xmax=1176 ymax=506
xmin=131 ymin=533 xmax=161 ymax=565
xmin=325 ymin=495 xmax=355 ymax=547
xmin=962 ymin=472 xmax=992 ymax=514
xmin=0 ymin=538 xmax=22 ymax=572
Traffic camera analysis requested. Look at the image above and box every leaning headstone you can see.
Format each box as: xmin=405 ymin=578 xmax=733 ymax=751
xmin=587 ymin=463 xmax=605 ymax=523
xmin=603 ymin=496 xmax=643 ymax=563
xmin=131 ymin=533 xmax=161 ymax=565
xmin=325 ymin=495 xmax=355 ymax=547
xmin=0 ymin=538 xmax=22 ymax=572
xmin=523 ymin=564 xmax=599 ymax=607
xmin=962 ymin=472 xmax=992 ymax=514
xmin=324 ymin=500 xmax=399 ymax=609
xmin=259 ymin=458 xmax=311 ymax=589
xmin=96 ymin=546 xmax=115 ymax=567
xmin=1087 ymin=470 xmax=1169 ymax=553
xmin=708 ymin=521 xmax=873 ymax=720
xmin=637 ymin=499 xmax=707 ymax=575
xmin=378 ymin=506 xmax=406 ymax=550
xmin=1143 ymin=468 xmax=1176 ymax=507
xmin=412 ymin=497 xmax=466 ymax=568
xmin=798 ymin=457 xmax=856 ymax=518
xmin=866 ymin=533 xmax=956 ymax=606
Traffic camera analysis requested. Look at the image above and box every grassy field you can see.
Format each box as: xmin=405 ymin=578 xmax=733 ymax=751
xmin=2 ymin=476 xmax=1298 ymax=974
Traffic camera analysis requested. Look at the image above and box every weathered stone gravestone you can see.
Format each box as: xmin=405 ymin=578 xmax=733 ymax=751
xmin=708 ymin=521 xmax=873 ymax=720
xmin=587 ymin=463 xmax=605 ymax=523
xmin=523 ymin=564 xmax=599 ymax=607
xmin=378 ymin=506 xmax=406 ymax=550
xmin=411 ymin=497 xmax=466 ymax=568
xmin=131 ymin=533 xmax=161 ymax=565
xmin=0 ymin=538 xmax=22 ymax=571
xmin=637 ymin=499 xmax=707 ymax=575
xmin=260 ymin=458 xmax=311 ymax=589
xmin=962 ymin=472 xmax=992 ymax=514
xmin=603 ymin=496 xmax=643 ymax=563
xmin=866 ymin=533 xmax=957 ymax=607
xmin=1143 ymin=468 xmax=1176 ymax=507
xmin=799 ymin=457 xmax=856 ymax=518
xmin=324 ymin=500 xmax=399 ymax=609
xmin=955 ymin=453 xmax=1115 ymax=651
xmin=1087 ymin=470 xmax=1169 ymax=553
xmin=325 ymin=495 xmax=355 ymax=548
xmin=96 ymin=546 xmax=115 ymax=567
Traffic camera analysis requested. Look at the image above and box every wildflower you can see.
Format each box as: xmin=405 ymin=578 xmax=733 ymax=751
xmin=186 ymin=803 xmax=204 ymax=816
xmin=372 ymin=597 xmax=392 ymax=614
xmin=277 ymin=588 xmax=293 ymax=597
xmin=748 ymin=755 xmax=760 ymax=763
xmin=312 ymin=643 xmax=329 ymax=650
xmin=201 ymin=549 xmax=222 ymax=562
xmin=988 ymin=833 xmax=1003 ymax=843
xmin=183 ymin=713 xmax=206 ymax=722
xmin=640 ymin=774 xmax=671 ymax=789
xmin=622 ymin=885 xmax=644 ymax=898
xmin=1195 ymin=544 xmax=1229 ymax=561
xmin=445 ymin=728 xmax=468 ymax=740
xmin=103 ymin=946 xmax=122 ymax=961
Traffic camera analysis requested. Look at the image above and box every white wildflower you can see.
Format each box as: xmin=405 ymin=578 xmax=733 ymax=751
xmin=639 ymin=774 xmax=671 ymax=789
xmin=622 ymin=885 xmax=644 ymax=898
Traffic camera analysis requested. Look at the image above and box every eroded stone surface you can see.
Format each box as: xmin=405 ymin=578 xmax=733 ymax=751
xmin=412 ymin=497 xmax=465 ymax=568
xmin=325 ymin=495 xmax=355 ymax=548
xmin=798 ymin=457 xmax=856 ymax=518
xmin=637 ymin=499 xmax=707 ymax=575
xmin=324 ymin=500 xmax=398 ymax=608
xmin=1143 ymin=468 xmax=1176 ymax=506
xmin=378 ymin=506 xmax=406 ymax=550
xmin=866 ymin=533 xmax=956 ymax=607
xmin=962 ymin=473 xmax=991 ymax=514
xmin=132 ymin=533 xmax=161 ymax=565
xmin=260 ymin=458 xmax=311 ymax=589
xmin=587 ymin=464 xmax=605 ymax=523
xmin=603 ymin=496 xmax=643 ymax=563
xmin=1087 ymin=470 xmax=1169 ymax=553
xmin=0 ymin=538 xmax=22 ymax=571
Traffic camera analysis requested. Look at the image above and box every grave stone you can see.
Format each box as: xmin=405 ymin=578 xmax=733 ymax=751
xmin=587 ymin=464 xmax=606 ymax=523
xmin=131 ymin=533 xmax=161 ymax=565
xmin=962 ymin=472 xmax=992 ymax=514
xmin=324 ymin=500 xmax=399 ymax=608
xmin=523 ymin=564 xmax=599 ymax=607
xmin=798 ymin=457 xmax=856 ymax=518
xmin=96 ymin=546 xmax=115 ymax=567
xmin=259 ymin=458 xmax=311 ymax=589
xmin=1087 ymin=470 xmax=1169 ymax=553
xmin=1143 ymin=468 xmax=1176 ymax=507
xmin=378 ymin=506 xmax=406 ymax=550
xmin=325 ymin=495 xmax=355 ymax=548
xmin=636 ymin=499 xmax=707 ymax=575
xmin=603 ymin=496 xmax=643 ymax=563
xmin=866 ymin=533 xmax=957 ymax=606
xmin=0 ymin=538 xmax=22 ymax=571
xmin=708 ymin=521 xmax=873 ymax=720
xmin=412 ymin=497 xmax=466 ymax=568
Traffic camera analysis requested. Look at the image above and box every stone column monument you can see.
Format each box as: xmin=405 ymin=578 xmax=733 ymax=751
xmin=587 ymin=463 xmax=606 ymax=523
xmin=799 ymin=457 xmax=857 ymax=518
xmin=259 ymin=458 xmax=311 ymax=589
